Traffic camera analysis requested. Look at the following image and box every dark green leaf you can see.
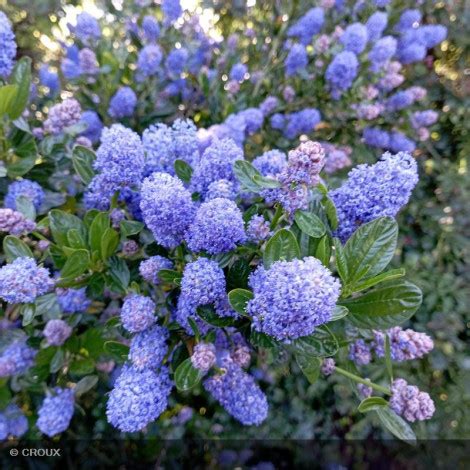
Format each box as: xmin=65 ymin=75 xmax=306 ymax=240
xmin=376 ymin=407 xmax=417 ymax=443
xmin=174 ymin=159 xmax=193 ymax=183
xmin=227 ymin=258 xmax=251 ymax=290
xmin=74 ymin=375 xmax=99 ymax=398
xmin=104 ymin=341 xmax=129 ymax=360
xmin=233 ymin=160 xmax=264 ymax=192
xmin=9 ymin=57 xmax=31 ymax=120
xmin=294 ymin=210 xmax=326 ymax=238
xmin=252 ymin=174 xmax=281 ymax=188
xmin=344 ymin=217 xmax=398 ymax=285
xmin=59 ymin=249 xmax=90 ymax=280
xmin=108 ymin=256 xmax=130 ymax=291
xmin=358 ymin=397 xmax=388 ymax=413
xmin=15 ymin=195 xmax=36 ymax=221
xmin=6 ymin=156 xmax=36 ymax=178
xmin=0 ymin=84 xmax=18 ymax=117
xmin=120 ymin=220 xmax=144 ymax=237
xmin=329 ymin=305 xmax=349 ymax=322
xmin=69 ymin=358 xmax=95 ymax=376
xmin=174 ymin=358 xmax=203 ymax=391
xmin=334 ymin=237 xmax=348 ymax=283
xmin=342 ymin=280 xmax=422 ymax=330
xmin=89 ymin=212 xmax=110 ymax=255
xmin=67 ymin=228 xmax=87 ymax=250
xmin=49 ymin=210 xmax=86 ymax=247
xmin=197 ymin=306 xmax=238 ymax=327
xmin=323 ymin=196 xmax=338 ymax=230
xmin=20 ymin=303 xmax=36 ymax=326
xmin=315 ymin=235 xmax=331 ymax=267
xmin=296 ymin=355 xmax=321 ymax=384
xmin=263 ymin=229 xmax=300 ymax=268
xmin=3 ymin=235 xmax=33 ymax=262
xmin=290 ymin=326 xmax=339 ymax=357
xmin=72 ymin=145 xmax=95 ymax=185
xmin=101 ymin=227 xmax=119 ymax=260
xmin=352 ymin=268 xmax=406 ymax=293
xmin=250 ymin=330 xmax=278 ymax=348
xmin=158 ymin=269 xmax=183 ymax=285
xmin=50 ymin=348 xmax=65 ymax=373
xmin=35 ymin=293 xmax=61 ymax=320
xmin=228 ymin=288 xmax=253 ymax=315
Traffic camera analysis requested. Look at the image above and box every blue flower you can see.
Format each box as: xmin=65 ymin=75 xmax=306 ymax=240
xmin=326 ymin=51 xmax=358 ymax=93
xmin=389 ymin=131 xmax=416 ymax=153
xmin=340 ymin=23 xmax=368 ymax=54
xmin=365 ymin=12 xmax=388 ymax=41
xmin=137 ymin=44 xmax=163 ymax=77
xmin=284 ymin=108 xmax=321 ymax=139
xmin=139 ymin=256 xmax=173 ymax=284
xmin=36 ymin=388 xmax=75 ymax=437
xmin=229 ymin=62 xmax=248 ymax=82
xmin=44 ymin=98 xmax=82 ymax=135
xmin=166 ymin=47 xmax=188 ymax=76
xmin=129 ymin=325 xmax=169 ymax=371
xmin=186 ymin=198 xmax=246 ymax=254
xmin=108 ymin=87 xmax=137 ymax=119
xmin=205 ymin=179 xmax=237 ymax=201
xmin=5 ymin=179 xmax=45 ymax=211
xmin=285 ymin=43 xmax=308 ymax=77
xmin=247 ymin=257 xmax=340 ymax=342
xmin=368 ymin=36 xmax=397 ymax=72
xmin=140 ymin=172 xmax=196 ymax=248
xmin=43 ymin=319 xmax=72 ymax=346
xmin=56 ymin=287 xmax=91 ymax=314
xmin=162 ymin=0 xmax=182 ymax=25
xmin=39 ymin=65 xmax=60 ymax=95
xmin=363 ymin=127 xmax=390 ymax=149
xmin=80 ymin=110 xmax=103 ymax=143
xmin=0 ymin=338 xmax=37 ymax=378
xmin=0 ymin=11 xmax=16 ymax=78
xmin=385 ymin=90 xmax=414 ymax=112
xmin=395 ymin=10 xmax=422 ymax=33
xmin=253 ymin=149 xmax=287 ymax=177
xmin=141 ymin=15 xmax=160 ymax=42
xmin=237 ymin=108 xmax=264 ymax=135
xmin=121 ymin=293 xmax=156 ymax=333
xmin=287 ymin=7 xmax=324 ymax=45
xmin=2 ymin=404 xmax=28 ymax=438
xmin=75 ymin=12 xmax=101 ymax=43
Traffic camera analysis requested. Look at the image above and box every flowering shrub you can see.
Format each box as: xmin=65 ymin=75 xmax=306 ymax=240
xmin=0 ymin=0 xmax=450 ymax=443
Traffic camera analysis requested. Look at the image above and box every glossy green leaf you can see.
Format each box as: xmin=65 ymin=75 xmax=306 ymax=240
xmin=294 ymin=210 xmax=326 ymax=238
xmin=49 ymin=210 xmax=86 ymax=247
xmin=233 ymin=160 xmax=264 ymax=192
xmin=174 ymin=159 xmax=193 ymax=183
xmin=296 ymin=355 xmax=321 ymax=384
xmin=120 ymin=220 xmax=144 ymax=237
xmin=0 ymin=84 xmax=18 ymax=117
xmin=50 ymin=348 xmax=65 ymax=373
xmin=72 ymin=145 xmax=95 ymax=185
xmin=252 ymin=174 xmax=281 ymax=188
xmin=263 ymin=229 xmax=300 ymax=268
xmin=358 ymin=397 xmax=388 ymax=413
xmin=174 ymin=358 xmax=203 ymax=392
xmin=74 ymin=375 xmax=99 ymax=398
xmin=343 ymin=280 xmax=422 ymax=330
xmin=89 ymin=212 xmax=110 ymax=255
xmin=9 ymin=57 xmax=32 ymax=120
xmin=228 ymin=288 xmax=253 ymax=315
xmin=101 ymin=227 xmax=119 ymax=260
xmin=376 ymin=407 xmax=417 ymax=443
xmin=20 ymin=303 xmax=36 ymax=326
xmin=250 ymin=331 xmax=278 ymax=348
xmin=3 ymin=235 xmax=33 ymax=262
xmin=69 ymin=358 xmax=95 ymax=376
xmin=197 ymin=306 xmax=238 ymax=327
xmin=67 ymin=228 xmax=87 ymax=250
xmin=158 ymin=269 xmax=183 ymax=285
xmin=60 ymin=249 xmax=90 ymax=280
xmin=329 ymin=305 xmax=349 ymax=322
xmin=15 ymin=195 xmax=36 ymax=221
xmin=289 ymin=326 xmax=339 ymax=357
xmin=108 ymin=256 xmax=130 ymax=291
xmin=315 ymin=235 xmax=331 ymax=267
xmin=227 ymin=258 xmax=251 ymax=290
xmin=351 ymin=268 xmax=406 ymax=293
xmin=35 ymin=293 xmax=61 ymax=320
xmin=104 ymin=341 xmax=129 ymax=360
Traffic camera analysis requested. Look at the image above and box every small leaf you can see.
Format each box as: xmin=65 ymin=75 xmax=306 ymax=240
xmin=342 ymin=280 xmax=422 ymax=330
xmin=67 ymin=228 xmax=87 ymax=250
xmin=0 ymin=84 xmax=18 ymax=117
xmin=72 ymin=145 xmax=95 ymax=185
xmin=120 ymin=220 xmax=144 ymax=237
xmin=89 ymin=212 xmax=110 ymax=255
xmin=228 ymin=288 xmax=253 ymax=315
xmin=329 ymin=305 xmax=349 ymax=322
xmin=3 ymin=235 xmax=33 ymax=262
xmin=59 ymin=249 xmax=90 ymax=280
xmin=174 ymin=159 xmax=193 ymax=183
xmin=174 ymin=358 xmax=203 ymax=391
xmin=323 ymin=196 xmax=338 ymax=230
xmin=10 ymin=57 xmax=32 ymax=120
xmin=227 ymin=258 xmax=251 ymax=290
xmin=289 ymin=326 xmax=339 ymax=357
xmin=250 ymin=330 xmax=278 ymax=348
xmin=74 ymin=375 xmax=99 ymax=398
xmin=20 ymin=303 xmax=36 ymax=326
xmin=158 ymin=269 xmax=183 ymax=285
xmin=108 ymin=256 xmax=130 ymax=291
xmin=333 ymin=238 xmax=348 ymax=282
xmin=233 ymin=160 xmax=264 ymax=192
xmin=35 ymin=293 xmax=61 ymax=320
xmin=351 ymin=268 xmax=406 ymax=293
xmin=358 ymin=397 xmax=388 ymax=413
xmin=101 ymin=227 xmax=119 ymax=260
xmin=49 ymin=210 xmax=86 ymax=247
xmin=294 ymin=210 xmax=326 ymax=238
xmin=197 ymin=306 xmax=238 ymax=327
xmin=296 ymin=355 xmax=321 ymax=384
xmin=15 ymin=195 xmax=36 ymax=221
xmin=263 ymin=229 xmax=300 ymax=268
xmin=69 ymin=358 xmax=95 ymax=376
xmin=252 ymin=174 xmax=281 ymax=188
xmin=50 ymin=348 xmax=65 ymax=373
xmin=315 ymin=235 xmax=331 ymax=267
xmin=376 ymin=407 xmax=417 ymax=443
xmin=104 ymin=341 xmax=130 ymax=360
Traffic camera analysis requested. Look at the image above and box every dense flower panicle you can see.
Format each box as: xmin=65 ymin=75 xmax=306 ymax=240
xmin=137 ymin=44 xmax=162 ymax=77
xmin=322 ymin=144 xmax=352 ymax=174
xmin=238 ymin=108 xmax=264 ymax=135
xmin=120 ymin=294 xmax=156 ymax=333
xmin=395 ymin=9 xmax=422 ymax=33
xmin=348 ymin=339 xmax=372 ymax=365
xmin=411 ymin=110 xmax=438 ymax=128
xmin=0 ymin=257 xmax=54 ymax=304
xmin=205 ymin=179 xmax=237 ymax=201
xmin=0 ymin=208 xmax=36 ymax=235
xmin=43 ymin=319 xmax=72 ymax=346
xmin=129 ymin=325 xmax=169 ymax=371
xmin=229 ymin=63 xmax=247 ymax=82
xmin=140 ymin=172 xmax=196 ymax=248
xmin=389 ymin=131 xmax=416 ymax=153
xmin=282 ymin=140 xmax=325 ymax=186
xmin=259 ymin=96 xmax=279 ymax=116
xmin=61 ymin=58 xmax=81 ymax=80
xmin=0 ymin=416 xmax=7 ymax=440
xmin=108 ymin=86 xmax=137 ymax=119
xmin=270 ymin=113 xmax=285 ymax=130
xmin=36 ymin=388 xmax=75 ymax=437
xmin=83 ymin=173 xmax=117 ymax=210
xmin=385 ymin=90 xmax=414 ymax=112
xmin=340 ymin=23 xmax=368 ymax=54
xmin=285 ymin=44 xmax=308 ymax=76
xmin=0 ymin=339 xmax=37 ymax=377
xmin=142 ymin=15 xmax=160 ymax=42
xmin=191 ymin=138 xmax=243 ymax=195
xmin=365 ymin=11 xmax=388 ymax=41
xmin=5 ymin=179 xmax=45 ymax=211
xmin=80 ymin=110 xmax=103 ymax=143
xmin=204 ymin=364 xmax=268 ymax=426
xmin=78 ymin=48 xmax=99 ymax=74
xmin=44 ymin=98 xmax=82 ymax=135
xmin=321 ymin=358 xmax=336 ymax=376
xmin=373 ymin=327 xmax=434 ymax=362
xmin=143 ymin=119 xmax=199 ymax=175
xmin=186 ymin=198 xmax=246 ymax=254
xmin=2 ymin=404 xmax=28 ymax=438
xmin=390 ymin=379 xmax=435 ymax=422
xmin=139 ymin=256 xmax=173 ymax=284
xmin=357 ymin=382 xmax=373 ymax=398
xmin=284 ymin=108 xmax=321 ymax=139
xmin=75 ymin=12 xmax=101 ymax=43
xmin=287 ymin=7 xmax=325 ymax=45
xmin=166 ymin=47 xmax=188 ymax=76
xmin=368 ymin=36 xmax=397 ymax=71
xmin=252 ymin=150 xmax=287 ymax=177
xmin=106 ymin=364 xmax=172 ymax=432
xmin=326 ymin=51 xmax=358 ymax=92
xmin=162 ymin=0 xmax=182 ymax=24
xmin=0 ymin=11 xmax=16 ymax=78
xmin=247 ymin=215 xmax=272 ymax=243
xmin=247 ymin=257 xmax=341 ymax=342
xmin=330 ymin=152 xmax=419 ymax=241
xmin=363 ymin=127 xmax=390 ymax=149
xmin=191 ymin=343 xmax=217 ymax=372
xmin=94 ymin=124 xmax=144 ymax=188
xmin=56 ymin=287 xmax=91 ymax=313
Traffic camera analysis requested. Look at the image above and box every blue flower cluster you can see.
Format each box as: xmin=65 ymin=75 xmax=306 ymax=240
xmin=108 ymin=87 xmax=137 ymax=119
xmin=0 ymin=11 xmax=16 ymax=78
xmin=120 ymin=293 xmax=156 ymax=333
xmin=129 ymin=325 xmax=169 ymax=371
xmin=139 ymin=255 xmax=173 ymax=284
xmin=36 ymin=388 xmax=75 ymax=437
xmin=330 ymin=151 xmax=419 ymax=241
xmin=287 ymin=7 xmax=324 ymax=45
xmin=5 ymin=179 xmax=45 ymax=212
xmin=247 ymin=257 xmax=341 ymax=342
xmin=137 ymin=44 xmax=163 ymax=78
xmin=56 ymin=287 xmax=91 ymax=313
xmin=74 ymin=12 xmax=101 ymax=43
xmin=43 ymin=319 xmax=72 ymax=346
xmin=0 ymin=338 xmax=37 ymax=378
xmin=80 ymin=110 xmax=103 ymax=143
xmin=43 ymin=98 xmax=82 ymax=135
xmin=0 ymin=404 xmax=28 ymax=440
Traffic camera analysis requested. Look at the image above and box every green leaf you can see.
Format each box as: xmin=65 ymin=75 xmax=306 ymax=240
xmin=89 ymin=212 xmax=110 ymax=255
xmin=174 ymin=159 xmax=193 ymax=183
xmin=323 ymin=196 xmax=338 ymax=230
xmin=252 ymin=174 xmax=281 ymax=188
xmin=67 ymin=228 xmax=87 ymax=250
xmin=227 ymin=258 xmax=251 ymax=290
xmin=3 ymin=235 xmax=33 ymax=262
xmin=376 ymin=407 xmax=417 ymax=443
xmin=158 ymin=269 xmax=183 ymax=285
xmin=6 ymin=156 xmax=36 ymax=178
xmin=20 ymin=303 xmax=36 ymax=326
xmin=296 ymin=355 xmax=321 ymax=384
xmin=74 ymin=375 xmax=99 ymax=398
xmin=15 ymin=195 xmax=36 ymax=221
xmin=233 ymin=160 xmax=264 ymax=192
xmin=35 ymin=293 xmax=61 ymax=320
xmin=289 ymin=326 xmax=339 ymax=357
xmin=263 ymin=229 xmax=300 ymax=268
xmin=329 ymin=305 xmax=349 ymax=322
xmin=315 ymin=235 xmax=331 ymax=267
xmin=69 ymin=358 xmax=95 ymax=376
xmin=49 ymin=210 xmax=86 ymax=247
xmin=59 ymin=249 xmax=90 ymax=280
xmin=50 ymin=348 xmax=65 ymax=373
xmin=250 ymin=330 xmax=278 ymax=348
xmin=228 ymin=288 xmax=253 ymax=315
xmin=333 ymin=238 xmax=348 ymax=282
xmin=9 ymin=57 xmax=32 ymax=120
xmin=108 ymin=256 xmax=130 ymax=291
xmin=343 ymin=217 xmax=398 ymax=285
xmin=104 ymin=341 xmax=129 ymax=360
xmin=101 ymin=227 xmax=119 ymax=260
xmin=174 ymin=358 xmax=203 ymax=391
xmin=120 ymin=220 xmax=144 ymax=237
xmin=72 ymin=145 xmax=95 ymax=185
xmin=294 ymin=210 xmax=326 ymax=238
xmin=342 ymin=280 xmax=422 ymax=330
xmin=0 ymin=84 xmax=18 ymax=117
xmin=358 ymin=397 xmax=388 ymax=413
xmin=197 ymin=306 xmax=238 ymax=327
xmin=351 ymin=268 xmax=406 ymax=293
